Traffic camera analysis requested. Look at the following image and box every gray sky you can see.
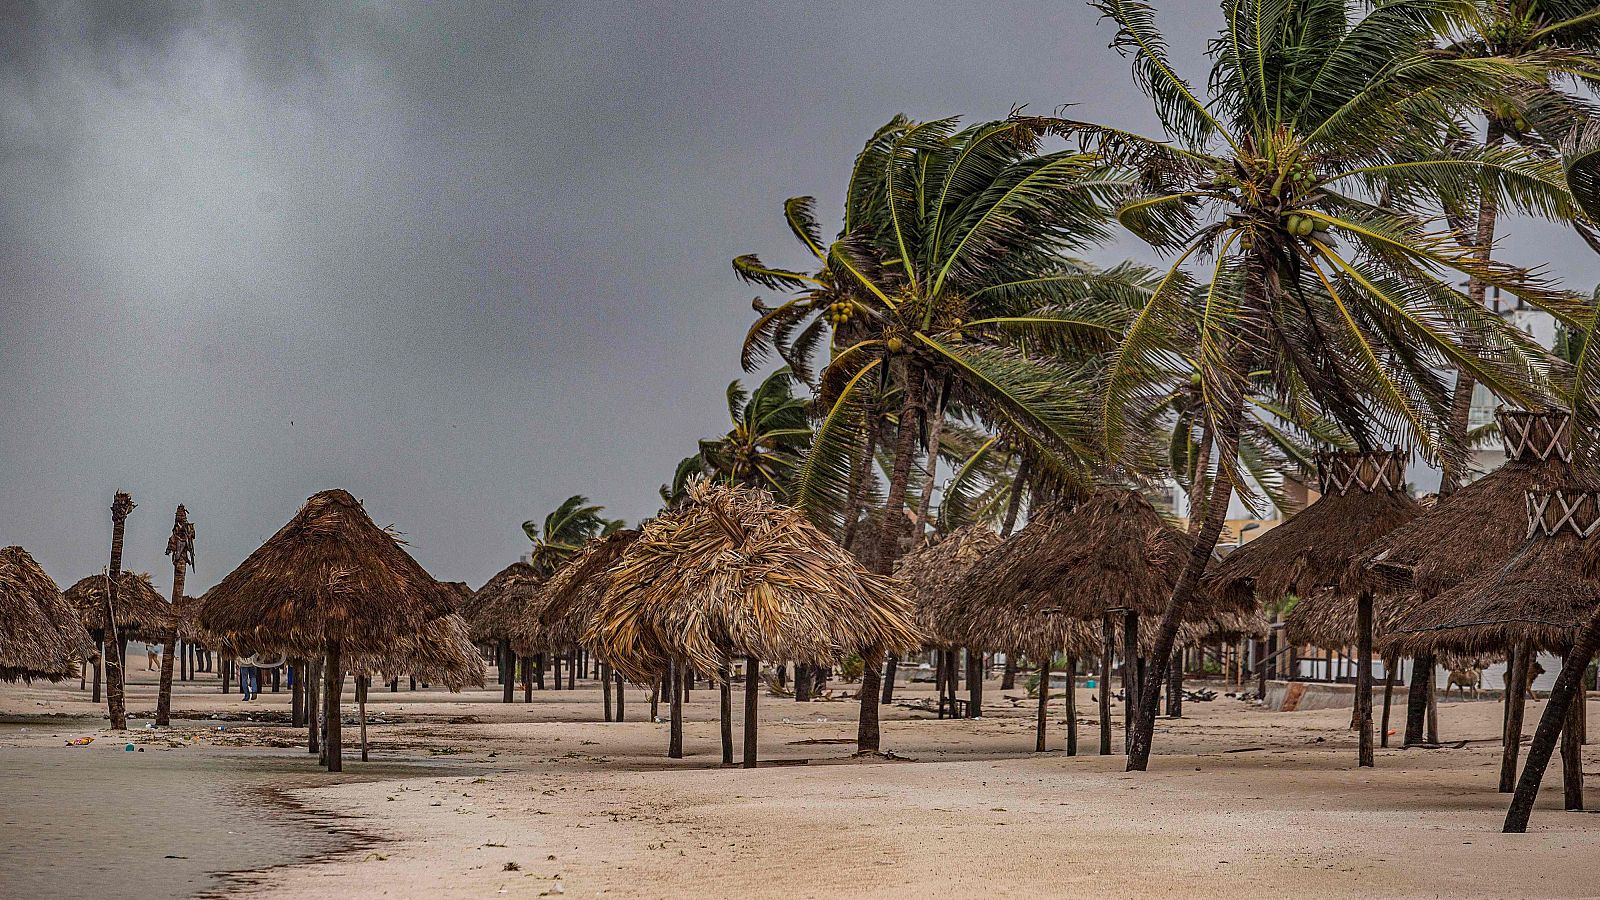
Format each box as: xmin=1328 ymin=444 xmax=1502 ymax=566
xmin=3 ymin=1 xmax=1596 ymax=594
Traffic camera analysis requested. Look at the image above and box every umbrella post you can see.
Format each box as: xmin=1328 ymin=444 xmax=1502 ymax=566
xmin=1065 ymin=655 xmax=1078 ymax=756
xmin=615 ymin=671 xmax=625 ymax=721
xmin=603 ymin=662 xmax=613 ymax=721
xmin=668 ymin=662 xmax=684 ymax=759
xmin=719 ymin=661 xmax=733 ymax=765
xmin=306 ymin=658 xmax=321 ymax=755
xmin=1564 ymin=678 xmax=1584 ymax=810
xmin=1035 ymin=661 xmax=1049 ymax=753
xmin=1501 ymin=643 xmax=1531 ymax=792
xmin=1380 ymin=652 xmax=1397 ymax=748
xmin=743 ymin=656 xmax=759 ymax=769
xmin=1356 ymin=591 xmax=1374 ymax=768
xmin=1099 ymin=614 xmax=1113 ymax=756
xmin=325 ymin=641 xmax=343 ymax=772
xmin=358 ymin=675 xmax=369 ymax=763
xmin=1122 ymin=611 xmax=1138 ymax=754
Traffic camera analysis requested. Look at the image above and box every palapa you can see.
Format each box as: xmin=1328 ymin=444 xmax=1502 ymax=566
xmin=466 ymin=562 xmax=539 ymax=645
xmin=197 ymin=489 xmax=458 ymax=658
xmin=587 ymin=483 xmax=920 ymax=685
xmin=65 ymin=571 xmax=175 ymax=643
xmin=892 ymin=524 xmax=1003 ymax=649
xmin=0 ymin=546 xmax=91 ymax=681
xmin=348 ymin=612 xmax=484 ymax=691
xmin=1208 ymin=449 xmax=1420 ymax=631
xmin=512 ymin=529 xmax=640 ymax=656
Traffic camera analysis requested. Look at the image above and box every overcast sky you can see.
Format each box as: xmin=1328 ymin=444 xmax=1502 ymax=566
xmin=3 ymin=1 xmax=1597 ymax=595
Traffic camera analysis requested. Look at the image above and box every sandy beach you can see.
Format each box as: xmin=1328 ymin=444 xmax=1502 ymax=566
xmin=4 ymin=666 xmax=1600 ymax=899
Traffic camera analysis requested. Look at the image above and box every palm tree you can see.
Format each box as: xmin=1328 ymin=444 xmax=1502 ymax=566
xmin=523 ymin=496 xmax=624 ymax=578
xmin=673 ymin=368 xmax=813 ymax=501
xmin=155 ymin=505 xmax=194 ymax=727
xmin=103 ymin=492 xmax=136 ymax=730
xmin=740 ymin=115 xmax=1155 ymax=750
xmin=1084 ymin=0 xmax=1582 ymax=771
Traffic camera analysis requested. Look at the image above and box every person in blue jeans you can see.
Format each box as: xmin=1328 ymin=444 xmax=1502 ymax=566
xmin=238 ymin=653 xmax=260 ymax=700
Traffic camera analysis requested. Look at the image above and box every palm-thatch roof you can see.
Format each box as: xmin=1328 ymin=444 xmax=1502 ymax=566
xmin=348 ymin=612 xmax=484 ymax=690
xmin=1208 ymin=450 xmax=1419 ymax=621
xmin=587 ymin=483 xmax=920 ymax=684
xmin=1356 ymin=410 xmax=1571 ymax=600
xmin=511 ymin=529 xmax=641 ymax=656
xmin=65 ymin=571 xmax=175 ymax=643
xmin=0 ymin=547 xmax=91 ymax=681
xmin=1385 ymin=480 xmax=1600 ymax=657
xmin=197 ymin=489 xmax=458 ymax=657
xmin=893 ymin=524 xmax=1003 ymax=648
xmin=957 ymin=487 xmax=1213 ymax=623
xmin=466 ymin=562 xmax=538 ymax=645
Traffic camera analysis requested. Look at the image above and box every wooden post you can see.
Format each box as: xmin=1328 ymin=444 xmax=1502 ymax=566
xmin=500 ymin=640 xmax=514 ymax=703
xmin=795 ymin=663 xmax=811 ymax=702
xmin=221 ymin=654 xmax=231 ymax=694
xmin=306 ymin=658 xmax=321 ymax=754
xmin=271 ymin=666 xmax=280 ymax=693
xmin=603 ymin=662 xmax=613 ymax=721
xmin=1505 ymin=610 xmax=1600 ymax=832
xmin=743 ymin=656 xmax=760 ymax=768
xmin=967 ymin=649 xmax=983 ymax=718
xmin=325 ymin=641 xmax=343 ymax=772
xmin=568 ymin=649 xmax=577 ymax=690
xmin=553 ymin=653 xmax=562 ymax=690
xmin=1501 ymin=643 xmax=1531 ymax=792
xmin=1405 ymin=653 xmax=1433 ymax=745
xmin=1122 ymin=611 xmax=1138 ymax=754
xmin=615 ymin=671 xmax=625 ymax=722
xmin=92 ymin=638 xmax=103 ymax=702
xmin=880 ymin=655 xmax=898 ymax=703
xmin=668 ymin=662 xmax=684 ymax=759
xmin=1065 ymin=656 xmax=1078 ymax=756
xmin=358 ymin=675 xmax=369 ymax=763
xmin=1564 ymin=677 xmax=1585 ymax=811
xmin=1099 ymin=613 xmax=1113 ymax=756
xmin=934 ymin=650 xmax=947 ymax=719
xmin=719 ymin=662 xmax=733 ymax=765
xmin=1035 ymin=661 xmax=1049 ymax=753
xmin=1356 ymin=591 xmax=1375 ymax=768
xmin=1166 ymin=643 xmax=1184 ymax=719
xmin=290 ymin=661 xmax=305 ymax=727
xmin=535 ymin=653 xmax=545 ymax=690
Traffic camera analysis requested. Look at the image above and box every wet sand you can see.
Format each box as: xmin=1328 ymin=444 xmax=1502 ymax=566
xmin=5 ymin=667 xmax=1600 ymax=898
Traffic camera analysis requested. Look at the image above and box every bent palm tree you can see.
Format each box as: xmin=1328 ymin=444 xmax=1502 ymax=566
xmin=1085 ymin=0 xmax=1581 ymax=770
xmin=523 ymin=496 xmax=625 ymax=578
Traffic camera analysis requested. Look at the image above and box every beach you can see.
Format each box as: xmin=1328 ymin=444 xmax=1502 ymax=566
xmin=4 ymin=667 xmax=1600 ymax=898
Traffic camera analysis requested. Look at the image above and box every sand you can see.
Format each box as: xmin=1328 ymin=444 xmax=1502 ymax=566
xmin=3 ymin=664 xmax=1599 ymax=898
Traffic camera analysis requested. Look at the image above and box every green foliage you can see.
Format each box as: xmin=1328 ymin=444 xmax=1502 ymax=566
xmin=522 ymin=495 xmax=625 ymax=577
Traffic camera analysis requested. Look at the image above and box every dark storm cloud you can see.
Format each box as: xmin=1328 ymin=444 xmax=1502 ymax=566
xmin=0 ymin=1 xmax=1594 ymax=592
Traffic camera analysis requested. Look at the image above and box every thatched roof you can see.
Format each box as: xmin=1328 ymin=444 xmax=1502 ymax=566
xmin=197 ymin=489 xmax=458 ymax=657
xmin=893 ymin=524 xmax=1003 ymax=648
xmin=1356 ymin=410 xmax=1571 ymax=599
xmin=348 ymin=612 xmax=484 ymax=690
xmin=957 ymin=487 xmax=1210 ymax=622
xmin=1208 ymin=450 xmax=1419 ymax=614
xmin=1385 ymin=480 xmax=1600 ymax=657
xmin=511 ymin=529 xmax=641 ymax=656
xmin=587 ymin=483 xmax=920 ymax=683
xmin=0 ymin=547 xmax=91 ymax=681
xmin=465 ymin=562 xmax=538 ymax=644
xmin=66 ymin=571 xmax=175 ymax=642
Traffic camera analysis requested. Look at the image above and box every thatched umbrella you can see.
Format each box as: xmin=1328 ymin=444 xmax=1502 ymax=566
xmin=0 ymin=547 xmax=92 ymax=682
xmin=893 ymin=524 xmax=1002 ymax=720
xmin=512 ymin=529 xmax=641 ymax=720
xmin=1357 ymin=409 xmax=1572 ymax=773
xmin=1381 ymin=480 xmax=1600 ymax=829
xmin=467 ymin=561 xmax=539 ymax=702
xmin=955 ymin=487 xmax=1220 ymax=756
xmin=346 ymin=611 xmax=483 ymax=761
xmin=66 ymin=571 xmax=175 ymax=644
xmin=1206 ymin=449 xmax=1418 ymax=767
xmin=588 ymin=483 xmax=919 ymax=766
xmin=197 ymin=489 xmax=458 ymax=772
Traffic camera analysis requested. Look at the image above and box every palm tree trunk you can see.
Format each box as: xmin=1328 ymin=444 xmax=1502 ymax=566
xmin=1166 ymin=646 xmax=1184 ymax=719
xmin=1065 ymin=656 xmax=1078 ymax=756
xmin=840 ymin=411 xmax=881 ymax=552
xmin=743 ymin=655 xmax=760 ymax=769
xmin=719 ymin=661 xmax=733 ymax=765
xmin=1099 ymin=614 xmax=1113 ymax=756
xmin=1505 ymin=608 xmax=1600 ymax=832
xmin=325 ymin=641 xmax=343 ymax=772
xmin=795 ymin=663 xmax=811 ymax=702
xmin=1128 ymin=409 xmax=1240 ymax=771
xmin=857 ymin=363 xmax=925 ymax=753
xmin=156 ymin=505 xmax=190 ymax=727
xmin=880 ymin=656 xmax=898 ymax=704
xmin=103 ymin=492 xmax=135 ymax=730
xmin=1356 ymin=590 xmax=1375 ymax=767
xmin=913 ymin=376 xmax=950 ymax=532
xmin=1035 ymin=661 xmax=1050 ymax=752
xmin=1000 ymin=454 xmax=1030 ymax=539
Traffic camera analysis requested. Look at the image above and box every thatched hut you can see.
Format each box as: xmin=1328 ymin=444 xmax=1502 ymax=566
xmin=1386 ymin=481 xmax=1600 ymax=828
xmin=0 ymin=547 xmax=91 ymax=682
xmin=466 ymin=562 xmax=538 ymax=645
xmin=66 ymin=571 xmax=175 ymax=644
xmin=1206 ymin=449 xmax=1418 ymax=766
xmin=197 ymin=489 xmax=459 ymax=772
xmin=893 ymin=524 xmax=1003 ymax=648
xmin=588 ymin=483 xmax=919 ymax=765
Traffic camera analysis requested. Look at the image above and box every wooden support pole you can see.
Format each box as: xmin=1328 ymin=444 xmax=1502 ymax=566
xmin=1356 ymin=591 xmax=1375 ymax=768
xmin=615 ymin=671 xmax=625 ymax=721
xmin=743 ymin=656 xmax=759 ymax=769
xmin=500 ymin=640 xmax=514 ymax=703
xmin=325 ymin=641 xmax=343 ymax=772
xmin=719 ymin=662 xmax=733 ymax=765
xmin=1166 ymin=643 xmax=1184 ymax=718
xmin=967 ymin=649 xmax=983 ymax=718
xmin=1065 ymin=656 xmax=1078 ymax=756
xmin=603 ymin=662 xmax=613 ymax=721
xmin=1122 ymin=611 xmax=1138 ymax=754
xmin=290 ymin=661 xmax=305 ymax=727
xmin=1035 ymin=661 xmax=1049 ymax=752
xmin=306 ymin=658 xmax=320 ymax=754
xmin=1501 ymin=643 xmax=1531 ymax=792
xmin=358 ymin=675 xmax=369 ymax=763
xmin=668 ymin=662 xmax=684 ymax=759
xmin=1564 ymin=677 xmax=1585 ymax=811
xmin=1099 ymin=614 xmax=1113 ymax=756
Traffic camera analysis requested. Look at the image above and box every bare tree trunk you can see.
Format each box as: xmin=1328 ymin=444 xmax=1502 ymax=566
xmin=103 ymin=492 xmax=136 ymax=730
xmin=858 ymin=363 xmax=924 ymax=753
xmin=1128 ymin=411 xmax=1239 ymax=771
xmin=1035 ymin=661 xmax=1050 ymax=752
xmin=744 ymin=656 xmax=760 ymax=769
xmin=568 ymin=648 xmax=577 ymax=690
xmin=535 ymin=653 xmax=545 ymax=690
xmin=156 ymin=505 xmax=192 ymax=727
xmin=1099 ymin=615 xmax=1113 ymax=756
xmin=1506 ymin=609 xmax=1600 ymax=832
xmin=325 ymin=641 xmax=343 ymax=772
xmin=1065 ymin=656 xmax=1078 ymax=756
xmin=1356 ymin=591 xmax=1375 ymax=767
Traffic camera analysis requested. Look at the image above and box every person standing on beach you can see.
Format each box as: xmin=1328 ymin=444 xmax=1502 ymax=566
xmin=145 ymin=643 xmax=160 ymax=671
xmin=237 ymin=653 xmax=260 ymax=701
